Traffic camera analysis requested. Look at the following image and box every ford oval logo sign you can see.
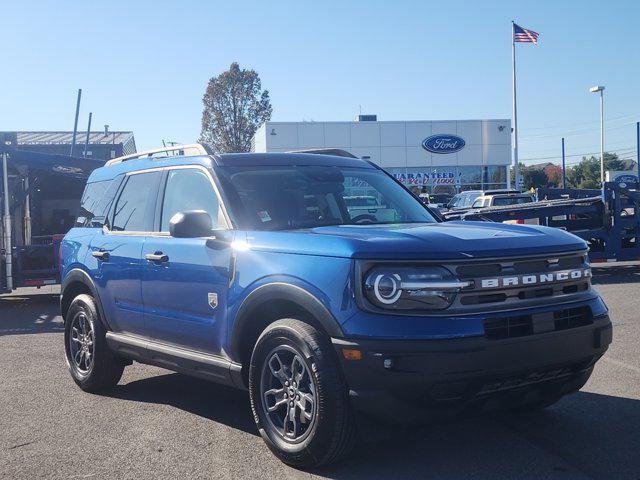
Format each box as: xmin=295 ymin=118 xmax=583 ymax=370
xmin=614 ymin=174 xmax=638 ymax=184
xmin=422 ymin=134 xmax=465 ymax=154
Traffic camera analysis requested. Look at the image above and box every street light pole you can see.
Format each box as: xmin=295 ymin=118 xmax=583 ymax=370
xmin=590 ymin=86 xmax=605 ymax=184
xmin=599 ymin=89 xmax=604 ymax=183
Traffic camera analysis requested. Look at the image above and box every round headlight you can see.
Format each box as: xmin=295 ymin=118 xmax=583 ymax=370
xmin=373 ymin=273 xmax=402 ymax=304
xmin=363 ymin=266 xmax=467 ymax=311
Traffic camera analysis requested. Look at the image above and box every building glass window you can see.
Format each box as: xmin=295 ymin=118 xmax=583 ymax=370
xmin=386 ymin=166 xmax=508 ymax=194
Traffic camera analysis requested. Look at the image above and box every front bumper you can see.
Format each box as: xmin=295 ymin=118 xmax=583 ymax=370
xmin=333 ymin=312 xmax=612 ymax=422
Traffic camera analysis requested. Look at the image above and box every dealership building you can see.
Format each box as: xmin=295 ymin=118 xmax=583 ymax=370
xmin=252 ymin=116 xmax=512 ymax=194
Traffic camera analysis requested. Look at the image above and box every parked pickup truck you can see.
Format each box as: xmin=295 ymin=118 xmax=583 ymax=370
xmin=60 ymin=145 xmax=612 ymax=468
xmin=471 ymin=191 xmax=536 ymax=209
xmin=343 ymin=195 xmax=396 ymax=223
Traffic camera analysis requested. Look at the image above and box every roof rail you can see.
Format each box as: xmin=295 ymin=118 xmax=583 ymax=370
xmin=105 ymin=143 xmax=213 ymax=166
xmin=286 ymin=148 xmax=358 ymax=159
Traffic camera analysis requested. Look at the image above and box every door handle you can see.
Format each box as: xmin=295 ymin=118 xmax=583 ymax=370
xmin=92 ymin=250 xmax=109 ymax=261
xmin=145 ymin=252 xmax=169 ymax=263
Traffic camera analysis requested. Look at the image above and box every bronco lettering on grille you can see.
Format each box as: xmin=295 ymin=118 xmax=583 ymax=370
xmin=479 ymin=269 xmax=591 ymax=289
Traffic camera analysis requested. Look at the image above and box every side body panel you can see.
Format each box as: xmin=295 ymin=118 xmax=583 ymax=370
xmin=87 ymin=230 xmax=146 ymax=336
xmin=60 ymin=228 xmax=101 ymax=285
xmin=141 ymin=235 xmax=234 ymax=355
xmin=226 ymin=245 xmax=355 ymax=350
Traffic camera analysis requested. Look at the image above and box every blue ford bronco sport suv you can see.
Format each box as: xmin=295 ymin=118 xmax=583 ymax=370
xmin=61 ymin=144 xmax=612 ymax=467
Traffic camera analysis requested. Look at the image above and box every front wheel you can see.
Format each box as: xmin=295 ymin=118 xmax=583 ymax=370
xmin=64 ymin=294 xmax=124 ymax=392
xmin=248 ymin=319 xmax=357 ymax=468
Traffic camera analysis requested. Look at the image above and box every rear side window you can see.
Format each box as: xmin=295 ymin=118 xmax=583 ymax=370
xmin=76 ymin=178 xmax=121 ymax=228
xmin=160 ymin=168 xmax=221 ymax=231
xmin=111 ymin=172 xmax=161 ymax=232
xmin=492 ymin=195 xmax=534 ymax=207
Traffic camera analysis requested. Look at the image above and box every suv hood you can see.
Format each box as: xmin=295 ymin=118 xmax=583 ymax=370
xmin=246 ymin=222 xmax=587 ymax=260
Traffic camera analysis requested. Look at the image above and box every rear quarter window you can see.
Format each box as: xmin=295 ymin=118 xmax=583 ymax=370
xmin=76 ymin=178 xmax=121 ymax=228
xmin=111 ymin=172 xmax=161 ymax=232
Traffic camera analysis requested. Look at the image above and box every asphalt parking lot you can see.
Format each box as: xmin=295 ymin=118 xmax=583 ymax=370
xmin=1 ymin=265 xmax=639 ymax=480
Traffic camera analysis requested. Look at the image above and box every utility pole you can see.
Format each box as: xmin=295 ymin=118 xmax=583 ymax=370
xmin=83 ymin=112 xmax=93 ymax=158
xmin=70 ymin=88 xmax=82 ymax=157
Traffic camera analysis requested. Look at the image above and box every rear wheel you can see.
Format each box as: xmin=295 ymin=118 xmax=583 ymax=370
xmin=64 ymin=294 xmax=124 ymax=392
xmin=249 ymin=319 xmax=357 ymax=468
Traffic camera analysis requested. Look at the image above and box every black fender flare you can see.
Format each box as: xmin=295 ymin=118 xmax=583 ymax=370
xmin=60 ymin=268 xmax=111 ymax=330
xmin=229 ymin=282 xmax=344 ymax=362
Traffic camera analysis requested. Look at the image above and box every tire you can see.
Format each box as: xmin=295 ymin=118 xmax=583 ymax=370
xmin=64 ymin=294 xmax=124 ymax=392
xmin=248 ymin=319 xmax=357 ymax=468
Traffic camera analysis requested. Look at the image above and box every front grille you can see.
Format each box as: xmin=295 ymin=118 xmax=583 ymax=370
xmin=554 ymin=306 xmax=594 ymax=331
xmin=484 ymin=306 xmax=593 ymax=340
xmin=460 ymin=282 xmax=590 ymax=306
xmin=455 ymin=253 xmax=588 ymax=280
xmin=451 ymin=251 xmax=591 ymax=311
xmin=484 ymin=314 xmax=532 ymax=339
xmin=477 ymin=366 xmax=575 ymax=395
xmin=429 ymin=358 xmax=596 ymax=401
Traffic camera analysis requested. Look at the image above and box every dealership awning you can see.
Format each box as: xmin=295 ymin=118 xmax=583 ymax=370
xmin=0 ymin=145 xmax=104 ymax=178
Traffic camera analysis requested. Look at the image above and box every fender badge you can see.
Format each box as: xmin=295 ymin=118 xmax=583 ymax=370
xmin=208 ymin=292 xmax=218 ymax=309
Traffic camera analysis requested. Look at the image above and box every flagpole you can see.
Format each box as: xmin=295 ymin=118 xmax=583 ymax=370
xmin=511 ymin=20 xmax=520 ymax=190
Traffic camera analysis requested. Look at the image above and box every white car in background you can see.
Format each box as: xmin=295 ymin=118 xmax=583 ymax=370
xmin=470 ymin=191 xmax=538 ymax=225
xmin=343 ymin=195 xmax=397 ymax=223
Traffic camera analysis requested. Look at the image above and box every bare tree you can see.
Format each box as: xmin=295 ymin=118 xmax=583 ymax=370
xmin=200 ymin=63 xmax=272 ymax=152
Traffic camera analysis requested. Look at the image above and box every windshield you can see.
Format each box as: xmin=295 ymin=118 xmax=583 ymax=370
xmin=463 ymin=192 xmax=481 ymax=207
xmin=447 ymin=194 xmax=463 ymax=208
xmin=216 ymin=165 xmax=437 ymax=230
xmin=450 ymin=192 xmax=480 ymax=208
xmin=492 ymin=195 xmax=534 ymax=207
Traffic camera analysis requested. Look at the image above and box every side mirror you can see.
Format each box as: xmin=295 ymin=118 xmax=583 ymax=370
xmin=169 ymin=210 xmax=212 ymax=238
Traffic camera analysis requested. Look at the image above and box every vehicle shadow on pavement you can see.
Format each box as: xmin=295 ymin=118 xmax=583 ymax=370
xmin=591 ymin=264 xmax=640 ymax=285
xmin=105 ymin=372 xmax=258 ymax=436
xmin=104 ymin=370 xmax=640 ymax=479
xmin=0 ymin=294 xmax=62 ymax=336
xmin=315 ymin=391 xmax=640 ymax=479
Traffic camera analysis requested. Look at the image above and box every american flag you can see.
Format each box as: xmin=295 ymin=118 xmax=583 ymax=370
xmin=513 ymin=23 xmax=539 ymax=44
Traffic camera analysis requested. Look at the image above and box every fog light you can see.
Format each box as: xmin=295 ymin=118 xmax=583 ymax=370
xmin=383 ymin=358 xmax=394 ymax=369
xmin=342 ymin=348 xmax=362 ymax=361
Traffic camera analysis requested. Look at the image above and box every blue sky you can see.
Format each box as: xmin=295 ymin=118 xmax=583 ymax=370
xmin=1 ymin=0 xmax=638 ymax=167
